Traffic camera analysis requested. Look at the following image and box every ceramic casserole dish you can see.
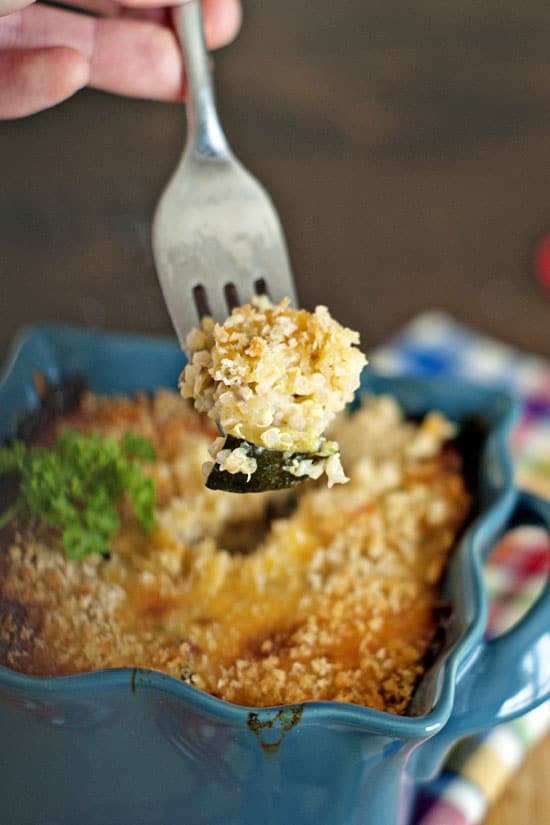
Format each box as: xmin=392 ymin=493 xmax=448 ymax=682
xmin=0 ymin=324 xmax=548 ymax=825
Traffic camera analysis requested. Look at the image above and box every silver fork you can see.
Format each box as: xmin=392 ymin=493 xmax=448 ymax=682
xmin=152 ymin=0 xmax=297 ymax=351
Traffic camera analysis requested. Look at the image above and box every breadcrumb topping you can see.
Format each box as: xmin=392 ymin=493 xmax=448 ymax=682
xmin=0 ymin=391 xmax=470 ymax=714
xmin=179 ymin=297 xmax=367 ymax=486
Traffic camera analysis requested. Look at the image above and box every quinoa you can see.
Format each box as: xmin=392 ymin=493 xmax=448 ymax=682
xmin=0 ymin=391 xmax=470 ymax=714
xmin=179 ymin=297 xmax=367 ymax=487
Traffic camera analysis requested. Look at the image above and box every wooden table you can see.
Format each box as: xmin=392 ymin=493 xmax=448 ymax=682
xmin=0 ymin=1 xmax=548 ymax=820
xmin=485 ymin=734 xmax=550 ymax=825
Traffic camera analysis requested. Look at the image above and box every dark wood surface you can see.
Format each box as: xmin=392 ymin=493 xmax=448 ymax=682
xmin=0 ymin=3 xmax=549 ymax=821
xmin=1 ymin=0 xmax=549 ymax=363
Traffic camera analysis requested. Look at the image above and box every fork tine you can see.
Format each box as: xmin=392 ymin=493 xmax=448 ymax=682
xmin=204 ymin=284 xmax=232 ymax=326
xmin=263 ymin=258 xmax=297 ymax=307
xmin=264 ymin=279 xmax=293 ymax=307
xmin=175 ymin=292 xmax=202 ymax=349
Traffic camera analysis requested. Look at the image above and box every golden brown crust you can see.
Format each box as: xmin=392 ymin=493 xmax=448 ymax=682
xmin=180 ymin=297 xmax=367 ymax=485
xmin=0 ymin=391 xmax=470 ymax=713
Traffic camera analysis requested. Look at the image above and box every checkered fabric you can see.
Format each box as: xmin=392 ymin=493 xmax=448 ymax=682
xmin=370 ymin=312 xmax=550 ymax=825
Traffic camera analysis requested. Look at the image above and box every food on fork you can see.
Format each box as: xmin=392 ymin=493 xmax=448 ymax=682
xmin=179 ymin=297 xmax=367 ymax=492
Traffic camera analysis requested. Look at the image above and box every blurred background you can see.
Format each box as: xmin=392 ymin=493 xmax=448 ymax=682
xmin=1 ymin=0 xmax=549 ymax=363
xmin=0 ymin=2 xmax=549 ymax=820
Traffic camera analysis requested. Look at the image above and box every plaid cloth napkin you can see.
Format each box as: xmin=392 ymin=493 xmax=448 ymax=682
xmin=369 ymin=311 xmax=550 ymax=825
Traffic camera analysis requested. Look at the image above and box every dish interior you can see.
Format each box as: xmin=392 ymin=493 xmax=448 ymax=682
xmin=0 ymin=326 xmax=516 ymax=722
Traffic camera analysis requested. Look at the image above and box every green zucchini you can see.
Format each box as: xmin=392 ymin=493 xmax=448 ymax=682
xmin=205 ymin=435 xmax=336 ymax=493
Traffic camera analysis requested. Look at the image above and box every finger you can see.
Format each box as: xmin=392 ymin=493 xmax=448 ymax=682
xmin=1 ymin=4 xmax=184 ymax=100
xmin=46 ymin=0 xmax=242 ymax=50
xmin=118 ymin=0 xmax=242 ymax=49
xmin=0 ymin=0 xmax=34 ymax=17
xmin=54 ymin=0 xmax=167 ymax=24
xmin=90 ymin=16 xmax=183 ymax=98
xmin=202 ymin=0 xmax=241 ymax=48
xmin=58 ymin=0 xmax=120 ymax=16
xmin=0 ymin=46 xmax=89 ymax=118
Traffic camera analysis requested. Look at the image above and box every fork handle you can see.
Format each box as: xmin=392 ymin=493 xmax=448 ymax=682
xmin=174 ymin=1 xmax=231 ymax=159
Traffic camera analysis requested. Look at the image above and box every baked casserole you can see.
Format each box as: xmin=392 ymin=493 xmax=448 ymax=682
xmin=0 ymin=386 xmax=470 ymax=715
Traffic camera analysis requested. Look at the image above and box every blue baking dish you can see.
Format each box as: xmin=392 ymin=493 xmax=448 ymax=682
xmin=0 ymin=324 xmax=548 ymax=825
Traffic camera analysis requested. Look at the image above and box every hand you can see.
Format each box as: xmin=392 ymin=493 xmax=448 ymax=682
xmin=0 ymin=0 xmax=241 ymax=119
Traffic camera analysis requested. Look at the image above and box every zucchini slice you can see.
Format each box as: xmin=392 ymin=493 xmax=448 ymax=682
xmin=205 ymin=435 xmax=335 ymax=493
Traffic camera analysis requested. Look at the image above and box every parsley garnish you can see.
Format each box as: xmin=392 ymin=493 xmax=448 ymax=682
xmin=0 ymin=430 xmax=157 ymax=560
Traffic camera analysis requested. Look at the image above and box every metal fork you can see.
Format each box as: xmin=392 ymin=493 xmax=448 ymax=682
xmin=152 ymin=0 xmax=297 ymax=351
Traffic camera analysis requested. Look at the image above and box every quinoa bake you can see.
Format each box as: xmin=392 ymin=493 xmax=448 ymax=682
xmin=0 ymin=388 xmax=470 ymax=714
xmin=180 ymin=297 xmax=367 ymax=488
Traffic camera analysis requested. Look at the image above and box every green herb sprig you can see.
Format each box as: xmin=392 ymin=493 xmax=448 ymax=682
xmin=0 ymin=430 xmax=157 ymax=561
